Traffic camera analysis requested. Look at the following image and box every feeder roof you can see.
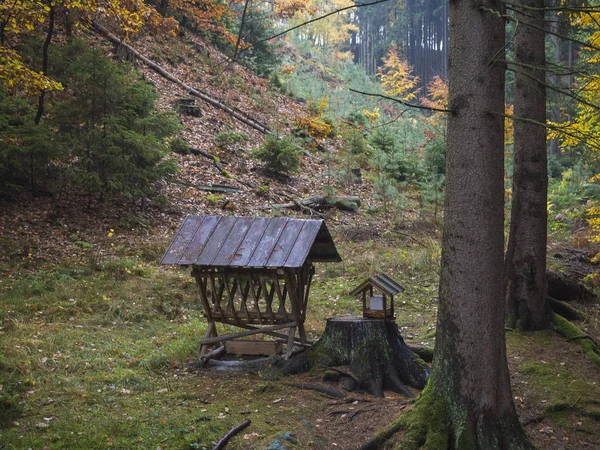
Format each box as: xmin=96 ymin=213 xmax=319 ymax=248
xmin=160 ymin=215 xmax=341 ymax=268
xmin=349 ymin=274 xmax=405 ymax=297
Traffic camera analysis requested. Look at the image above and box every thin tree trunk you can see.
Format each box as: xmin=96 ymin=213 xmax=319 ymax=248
xmin=397 ymin=0 xmax=534 ymax=447
xmin=505 ymin=0 xmax=550 ymax=331
xmin=35 ymin=3 xmax=55 ymax=125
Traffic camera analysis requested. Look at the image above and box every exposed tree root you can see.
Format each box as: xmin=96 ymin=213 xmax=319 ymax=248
xmin=275 ymin=317 xmax=429 ymax=398
xmin=287 ymin=383 xmax=345 ymax=399
xmin=553 ymin=313 xmax=600 ymax=367
xmin=548 ymin=296 xmax=584 ymax=321
xmin=359 ymin=388 xmax=535 ymax=450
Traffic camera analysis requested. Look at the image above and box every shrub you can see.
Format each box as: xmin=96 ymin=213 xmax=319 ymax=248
xmin=215 ymin=131 xmax=248 ymax=149
xmin=170 ymin=137 xmax=190 ymax=154
xmin=253 ymin=135 xmax=301 ymax=173
xmin=294 ymin=116 xmax=332 ymax=140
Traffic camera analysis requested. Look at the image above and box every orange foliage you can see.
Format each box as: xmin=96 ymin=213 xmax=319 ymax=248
xmin=378 ymin=43 xmax=420 ymax=101
xmin=274 ymin=0 xmax=318 ymax=19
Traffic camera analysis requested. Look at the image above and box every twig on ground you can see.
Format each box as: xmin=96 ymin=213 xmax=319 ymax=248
xmin=211 ymin=419 xmax=251 ymax=450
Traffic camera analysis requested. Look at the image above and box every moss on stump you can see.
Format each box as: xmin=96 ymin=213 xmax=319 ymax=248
xmin=276 ymin=316 xmax=430 ymax=398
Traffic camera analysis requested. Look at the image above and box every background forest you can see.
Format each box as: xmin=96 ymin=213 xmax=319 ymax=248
xmin=1 ymin=0 xmax=600 ymax=449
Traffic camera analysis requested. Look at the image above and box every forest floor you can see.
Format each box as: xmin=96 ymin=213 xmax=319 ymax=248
xmin=1 ymin=28 xmax=600 ymax=450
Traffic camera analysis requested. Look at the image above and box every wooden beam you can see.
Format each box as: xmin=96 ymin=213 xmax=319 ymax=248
xmin=199 ymin=322 xmax=297 ymax=346
xmin=217 ymin=319 xmax=313 ymax=345
xmin=285 ymin=326 xmax=296 ymax=360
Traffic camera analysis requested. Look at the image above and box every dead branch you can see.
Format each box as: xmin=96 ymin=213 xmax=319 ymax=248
xmin=349 ymin=88 xmax=453 ymax=114
xmin=200 ymin=345 xmax=225 ymax=362
xmin=349 ymin=408 xmax=376 ymax=421
xmin=263 ymin=195 xmax=361 ymax=213
xmin=174 ymin=181 xmax=243 ymax=194
xmin=211 ymin=419 xmax=251 ymax=450
xmin=92 ymin=21 xmax=272 ymax=135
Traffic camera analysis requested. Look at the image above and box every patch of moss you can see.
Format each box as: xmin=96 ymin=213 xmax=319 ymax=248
xmin=553 ymin=314 xmax=600 ymax=367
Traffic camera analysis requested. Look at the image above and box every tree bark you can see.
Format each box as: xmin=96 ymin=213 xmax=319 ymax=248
xmin=276 ymin=317 xmax=429 ymax=398
xmin=504 ymin=0 xmax=550 ymax=331
xmin=35 ymin=2 xmax=55 ymax=125
xmin=397 ymin=1 xmax=534 ymax=448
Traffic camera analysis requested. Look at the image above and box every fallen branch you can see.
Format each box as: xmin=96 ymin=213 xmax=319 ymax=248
xmin=389 ymin=230 xmax=427 ymax=248
xmin=349 ymin=408 xmax=376 ymax=421
xmin=200 ymin=345 xmax=225 ymax=362
xmin=288 ymin=383 xmax=345 ymax=399
xmin=211 ymin=419 xmax=251 ymax=450
xmin=174 ymin=181 xmax=243 ymax=194
xmin=92 ymin=21 xmax=272 ymax=135
xmin=263 ymin=195 xmax=361 ymax=213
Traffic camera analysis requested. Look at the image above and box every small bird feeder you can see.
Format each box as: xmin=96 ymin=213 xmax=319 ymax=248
xmin=350 ymin=274 xmax=404 ymax=319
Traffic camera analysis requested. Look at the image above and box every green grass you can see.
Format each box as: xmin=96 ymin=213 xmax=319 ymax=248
xmin=2 ymin=235 xmax=597 ymax=448
xmin=0 ymin=237 xmax=442 ymax=448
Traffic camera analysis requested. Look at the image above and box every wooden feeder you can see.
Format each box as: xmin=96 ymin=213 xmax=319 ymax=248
xmin=350 ymin=274 xmax=404 ymax=319
xmin=161 ymin=215 xmax=341 ymax=360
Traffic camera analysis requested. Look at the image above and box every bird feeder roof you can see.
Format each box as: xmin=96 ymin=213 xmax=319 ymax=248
xmin=160 ymin=215 xmax=341 ymax=268
xmin=349 ymin=274 xmax=405 ymax=297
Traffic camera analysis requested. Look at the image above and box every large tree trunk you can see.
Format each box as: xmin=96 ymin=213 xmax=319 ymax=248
xmin=397 ymin=1 xmax=534 ymax=448
xmin=276 ymin=317 xmax=429 ymax=398
xmin=504 ymin=0 xmax=550 ymax=331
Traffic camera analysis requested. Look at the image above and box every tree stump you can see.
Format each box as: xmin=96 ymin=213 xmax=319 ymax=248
xmin=276 ymin=316 xmax=429 ymax=398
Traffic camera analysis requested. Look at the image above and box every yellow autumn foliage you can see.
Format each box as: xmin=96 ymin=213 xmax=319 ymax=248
xmin=378 ymin=43 xmax=420 ymax=101
xmin=363 ymin=108 xmax=381 ymax=125
xmin=295 ymin=116 xmax=332 ymax=140
xmin=0 ymin=0 xmax=176 ymax=94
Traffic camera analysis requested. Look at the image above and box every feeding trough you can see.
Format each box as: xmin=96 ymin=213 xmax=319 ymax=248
xmin=161 ymin=215 xmax=341 ymax=361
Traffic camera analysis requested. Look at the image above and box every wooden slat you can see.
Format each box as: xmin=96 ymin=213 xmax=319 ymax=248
xmin=160 ymin=216 xmax=204 ymax=264
xmin=212 ymin=217 xmax=255 ymax=266
xmin=209 ymin=272 xmax=225 ymax=318
xmin=248 ymin=276 xmax=263 ymax=325
xmin=199 ymin=322 xmax=297 ymax=345
xmin=283 ymin=220 xmax=323 ymax=267
xmin=216 ymin=319 xmax=313 ymax=345
xmin=195 ymin=216 xmax=238 ymax=265
xmin=194 ymin=273 xmax=213 ymax=321
xmin=179 ymin=216 xmax=220 ymax=265
xmin=229 ymin=217 xmax=271 ymax=266
xmin=265 ymin=220 xmax=305 ymax=267
xmin=236 ymin=275 xmax=252 ymax=323
xmin=223 ymin=276 xmax=240 ymax=326
xmin=225 ymin=340 xmax=283 ymax=356
xmin=247 ymin=219 xmax=288 ymax=267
